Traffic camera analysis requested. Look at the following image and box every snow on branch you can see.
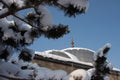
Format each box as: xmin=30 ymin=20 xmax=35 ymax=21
xmin=94 ymin=43 xmax=111 ymax=61
xmin=91 ymin=43 xmax=113 ymax=80
xmin=0 ymin=0 xmax=89 ymax=18
xmin=43 ymin=0 xmax=89 ymax=17
xmin=58 ymin=0 xmax=89 ymax=17
xmin=0 ymin=73 xmax=31 ymax=80
xmin=0 ymin=0 xmax=41 ymax=19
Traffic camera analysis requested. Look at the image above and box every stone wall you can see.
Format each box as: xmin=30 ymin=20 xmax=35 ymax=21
xmin=33 ymin=59 xmax=76 ymax=73
xmin=33 ymin=54 xmax=92 ymax=73
xmin=110 ymin=71 xmax=120 ymax=80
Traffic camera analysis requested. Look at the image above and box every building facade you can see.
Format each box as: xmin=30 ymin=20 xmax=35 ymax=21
xmin=33 ymin=48 xmax=120 ymax=80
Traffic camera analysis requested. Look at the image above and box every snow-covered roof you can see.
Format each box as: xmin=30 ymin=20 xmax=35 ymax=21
xmin=35 ymin=47 xmax=95 ymax=63
xmin=113 ymin=68 xmax=120 ymax=72
xmin=35 ymin=47 xmax=120 ymax=73
xmin=35 ymin=47 xmax=95 ymax=66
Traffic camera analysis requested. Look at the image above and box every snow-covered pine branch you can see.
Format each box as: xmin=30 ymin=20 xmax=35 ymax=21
xmin=0 ymin=0 xmax=89 ymax=50
xmin=0 ymin=0 xmax=89 ymax=18
xmin=0 ymin=0 xmax=90 ymax=80
xmin=91 ymin=43 xmax=113 ymax=80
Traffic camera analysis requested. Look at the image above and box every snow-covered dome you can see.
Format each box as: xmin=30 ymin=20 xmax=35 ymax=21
xmin=35 ymin=47 xmax=95 ymax=63
xmin=63 ymin=48 xmax=95 ymax=63
xmin=47 ymin=50 xmax=79 ymax=61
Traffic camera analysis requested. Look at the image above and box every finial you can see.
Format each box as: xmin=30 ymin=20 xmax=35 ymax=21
xmin=71 ymin=38 xmax=74 ymax=48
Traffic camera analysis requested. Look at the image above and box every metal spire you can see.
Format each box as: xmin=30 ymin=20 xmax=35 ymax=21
xmin=71 ymin=38 xmax=74 ymax=48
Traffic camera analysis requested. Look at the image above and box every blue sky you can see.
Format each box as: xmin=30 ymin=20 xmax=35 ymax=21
xmin=29 ymin=0 xmax=120 ymax=68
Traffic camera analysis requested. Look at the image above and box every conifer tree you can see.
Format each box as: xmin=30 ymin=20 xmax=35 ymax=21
xmin=0 ymin=0 xmax=88 ymax=61
xmin=0 ymin=0 xmax=89 ymax=79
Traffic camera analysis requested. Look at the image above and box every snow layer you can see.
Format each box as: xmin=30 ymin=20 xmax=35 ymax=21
xmin=0 ymin=59 xmax=68 ymax=80
xmin=94 ymin=43 xmax=111 ymax=61
xmin=0 ymin=61 xmax=21 ymax=75
xmin=113 ymin=68 xmax=120 ymax=72
xmin=37 ymin=5 xmax=53 ymax=27
xmin=58 ymin=0 xmax=89 ymax=12
xmin=2 ymin=0 xmax=24 ymax=8
xmin=35 ymin=47 xmax=94 ymax=66
xmin=64 ymin=69 xmax=90 ymax=80
xmin=0 ymin=8 xmax=8 ymax=16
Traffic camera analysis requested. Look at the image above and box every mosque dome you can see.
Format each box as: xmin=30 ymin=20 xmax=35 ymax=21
xmin=63 ymin=48 xmax=95 ymax=63
xmin=37 ymin=47 xmax=95 ymax=64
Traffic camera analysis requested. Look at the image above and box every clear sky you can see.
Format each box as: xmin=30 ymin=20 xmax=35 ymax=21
xmin=29 ymin=0 xmax=120 ymax=68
